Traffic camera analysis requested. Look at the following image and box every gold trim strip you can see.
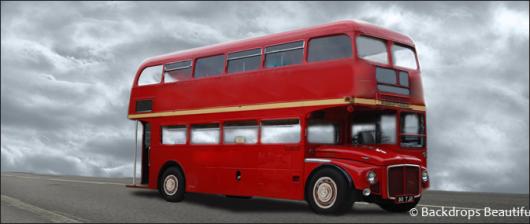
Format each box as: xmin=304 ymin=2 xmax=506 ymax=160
xmin=128 ymin=97 xmax=425 ymax=119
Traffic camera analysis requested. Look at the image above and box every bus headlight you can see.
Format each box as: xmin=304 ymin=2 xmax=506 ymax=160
xmin=367 ymin=170 xmax=377 ymax=184
xmin=422 ymin=170 xmax=429 ymax=182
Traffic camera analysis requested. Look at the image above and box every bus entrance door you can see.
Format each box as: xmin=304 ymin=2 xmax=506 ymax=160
xmin=141 ymin=122 xmax=150 ymax=185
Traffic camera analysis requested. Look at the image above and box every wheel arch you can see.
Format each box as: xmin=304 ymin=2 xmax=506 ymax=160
xmin=157 ymin=160 xmax=185 ymax=189
xmin=304 ymin=164 xmax=354 ymax=201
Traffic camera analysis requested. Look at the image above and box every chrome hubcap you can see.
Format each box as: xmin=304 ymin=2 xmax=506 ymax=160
xmin=313 ymin=177 xmax=337 ymax=209
xmin=164 ymin=175 xmax=178 ymax=196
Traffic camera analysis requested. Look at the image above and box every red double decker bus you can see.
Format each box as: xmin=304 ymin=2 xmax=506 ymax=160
xmin=127 ymin=20 xmax=429 ymax=214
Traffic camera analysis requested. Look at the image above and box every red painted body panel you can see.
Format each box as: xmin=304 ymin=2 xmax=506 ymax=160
xmin=128 ymin=20 xmax=429 ymax=203
xmin=127 ymin=20 xmax=424 ymax=115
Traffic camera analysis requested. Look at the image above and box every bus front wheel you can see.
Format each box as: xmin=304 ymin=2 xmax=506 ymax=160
xmin=306 ymin=168 xmax=354 ymax=214
xmin=158 ymin=167 xmax=185 ymax=202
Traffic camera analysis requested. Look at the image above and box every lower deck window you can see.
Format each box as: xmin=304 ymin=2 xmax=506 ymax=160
xmin=308 ymin=122 xmax=338 ymax=144
xmin=352 ymin=111 xmax=396 ymax=144
xmin=400 ymin=113 xmax=425 ymax=148
xmin=261 ymin=119 xmax=300 ymax=144
xmin=223 ymin=121 xmax=258 ymax=144
xmin=161 ymin=125 xmax=187 ymax=145
xmin=191 ymin=124 xmax=220 ymax=144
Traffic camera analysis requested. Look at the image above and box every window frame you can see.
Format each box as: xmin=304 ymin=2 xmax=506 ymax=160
xmin=398 ymin=112 xmax=426 ymax=148
xmin=260 ymin=118 xmax=302 ymax=145
xmin=350 ymin=110 xmax=398 ymax=146
xmin=226 ymin=48 xmax=263 ymax=74
xmin=375 ymin=67 xmax=411 ymax=96
xmin=193 ymin=54 xmax=226 ymax=79
xmin=355 ymin=34 xmax=390 ymax=66
xmin=190 ymin=123 xmax=221 ymax=145
xmin=263 ymin=40 xmax=306 ymax=69
xmin=137 ymin=65 xmax=164 ymax=87
xmin=163 ymin=60 xmax=193 ymax=84
xmin=307 ymin=33 xmax=353 ymax=63
xmin=391 ymin=43 xmax=419 ymax=70
xmin=161 ymin=125 xmax=188 ymax=145
xmin=222 ymin=120 xmax=259 ymax=145
xmin=306 ymin=120 xmax=340 ymax=145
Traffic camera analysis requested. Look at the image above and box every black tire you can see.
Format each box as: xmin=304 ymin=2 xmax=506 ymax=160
xmin=306 ymin=168 xmax=355 ymax=215
xmin=158 ymin=167 xmax=185 ymax=202
xmin=377 ymin=197 xmax=420 ymax=213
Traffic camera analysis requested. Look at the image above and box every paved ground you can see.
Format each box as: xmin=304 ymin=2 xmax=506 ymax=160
xmin=1 ymin=172 xmax=529 ymax=223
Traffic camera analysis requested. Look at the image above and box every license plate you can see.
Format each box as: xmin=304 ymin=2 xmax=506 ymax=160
xmin=395 ymin=195 xmax=415 ymax=204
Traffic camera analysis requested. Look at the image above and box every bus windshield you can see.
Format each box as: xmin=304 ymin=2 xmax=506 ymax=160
xmin=351 ymin=111 xmax=396 ymax=145
xmin=400 ymin=113 xmax=425 ymax=148
xmin=392 ymin=45 xmax=417 ymax=69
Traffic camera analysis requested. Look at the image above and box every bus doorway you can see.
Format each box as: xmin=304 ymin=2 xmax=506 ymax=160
xmin=141 ymin=122 xmax=151 ymax=184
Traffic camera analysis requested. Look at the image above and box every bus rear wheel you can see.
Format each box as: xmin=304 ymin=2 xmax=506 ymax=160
xmin=306 ymin=168 xmax=354 ymax=214
xmin=158 ymin=167 xmax=185 ymax=202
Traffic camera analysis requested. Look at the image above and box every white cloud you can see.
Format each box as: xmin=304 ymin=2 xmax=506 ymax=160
xmin=492 ymin=3 xmax=529 ymax=39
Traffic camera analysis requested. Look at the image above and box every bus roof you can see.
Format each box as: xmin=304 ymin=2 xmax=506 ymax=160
xmin=139 ymin=20 xmax=414 ymax=68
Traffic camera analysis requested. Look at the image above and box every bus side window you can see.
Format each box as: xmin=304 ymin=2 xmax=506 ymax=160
xmin=227 ymin=49 xmax=261 ymax=73
xmin=223 ymin=120 xmax=258 ymax=144
xmin=308 ymin=34 xmax=352 ymax=62
xmin=164 ymin=60 xmax=192 ymax=83
xmin=191 ymin=124 xmax=220 ymax=144
xmin=138 ymin=65 xmax=163 ymax=86
xmin=261 ymin=119 xmax=301 ymax=144
xmin=265 ymin=41 xmax=304 ymax=68
xmin=161 ymin=125 xmax=187 ymax=145
xmin=307 ymin=122 xmax=339 ymax=144
xmin=194 ymin=55 xmax=225 ymax=79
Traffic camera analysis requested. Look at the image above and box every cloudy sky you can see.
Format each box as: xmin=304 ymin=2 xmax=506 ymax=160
xmin=1 ymin=1 xmax=528 ymax=194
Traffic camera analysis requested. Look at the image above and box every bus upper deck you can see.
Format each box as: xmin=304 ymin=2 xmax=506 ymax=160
xmin=127 ymin=20 xmax=424 ymax=120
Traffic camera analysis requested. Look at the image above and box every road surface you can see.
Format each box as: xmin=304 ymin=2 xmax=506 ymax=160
xmin=1 ymin=172 xmax=529 ymax=223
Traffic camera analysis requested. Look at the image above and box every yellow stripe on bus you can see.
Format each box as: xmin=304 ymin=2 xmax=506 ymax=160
xmin=127 ymin=97 xmax=426 ymax=119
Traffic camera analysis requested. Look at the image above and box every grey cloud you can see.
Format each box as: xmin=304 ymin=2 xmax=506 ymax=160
xmin=1 ymin=1 xmax=528 ymax=193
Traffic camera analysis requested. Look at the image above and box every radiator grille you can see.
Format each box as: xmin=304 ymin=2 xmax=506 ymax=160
xmin=388 ymin=165 xmax=420 ymax=198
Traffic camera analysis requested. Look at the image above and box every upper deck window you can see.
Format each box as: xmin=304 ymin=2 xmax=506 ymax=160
xmin=138 ymin=65 xmax=163 ymax=86
xmin=392 ymin=44 xmax=417 ymax=70
xmin=308 ymin=34 xmax=352 ymax=62
xmin=194 ymin=55 xmax=225 ymax=79
xmin=164 ymin=60 xmax=192 ymax=83
xmin=356 ymin=36 xmax=388 ymax=64
xmin=265 ymin=41 xmax=304 ymax=68
xmin=227 ymin=48 xmax=261 ymax=73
